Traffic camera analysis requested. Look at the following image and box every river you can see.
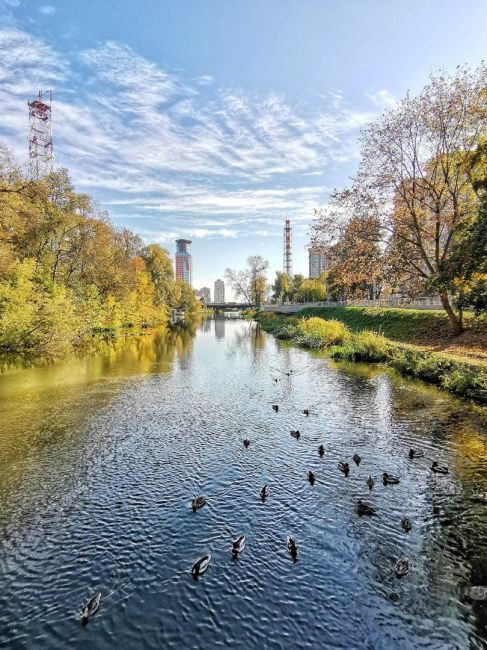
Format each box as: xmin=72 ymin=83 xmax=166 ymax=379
xmin=1 ymin=317 xmax=486 ymax=649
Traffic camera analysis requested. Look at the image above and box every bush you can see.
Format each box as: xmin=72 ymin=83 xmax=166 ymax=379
xmin=441 ymin=366 xmax=487 ymax=401
xmin=249 ymin=310 xmax=487 ymax=403
xmin=296 ymin=317 xmax=350 ymax=348
xmin=275 ymin=323 xmax=300 ymax=340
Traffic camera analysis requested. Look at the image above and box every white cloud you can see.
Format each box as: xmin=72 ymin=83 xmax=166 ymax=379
xmin=39 ymin=4 xmax=55 ymax=14
xmin=366 ymin=89 xmax=397 ymax=109
xmin=0 ymin=28 xmax=383 ymax=246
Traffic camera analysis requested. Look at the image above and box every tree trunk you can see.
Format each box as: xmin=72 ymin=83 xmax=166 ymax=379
xmin=439 ymin=292 xmax=463 ymax=335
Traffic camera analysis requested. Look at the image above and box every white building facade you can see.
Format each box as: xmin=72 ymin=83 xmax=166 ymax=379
xmin=214 ymin=279 xmax=225 ymax=303
xmin=309 ymin=249 xmax=328 ymax=278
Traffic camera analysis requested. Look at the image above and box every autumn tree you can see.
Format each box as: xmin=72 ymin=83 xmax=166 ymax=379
xmin=312 ymin=65 xmax=487 ymax=334
xmin=225 ymin=255 xmax=269 ymax=306
xmin=271 ymin=272 xmax=293 ymax=303
xmin=294 ymin=278 xmax=326 ymax=303
xmin=326 ymin=215 xmax=385 ymax=300
xmin=0 ymin=145 xmax=201 ymax=356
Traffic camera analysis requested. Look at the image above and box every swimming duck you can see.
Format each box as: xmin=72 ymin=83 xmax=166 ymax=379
xmin=401 ymin=516 xmax=412 ymax=532
xmin=382 ymin=473 xmax=400 ymax=485
xmin=260 ymin=485 xmax=269 ymax=500
xmin=272 ymin=404 xmax=279 ymax=412
xmin=243 ymin=439 xmax=250 ymax=448
xmin=290 ymin=430 xmax=300 ymax=439
xmin=231 ymin=534 xmax=246 ymax=555
xmin=318 ymin=444 xmax=325 ymax=457
xmin=353 ymin=453 xmax=361 ymax=466
xmin=408 ymin=448 xmax=424 ymax=459
xmin=338 ymin=462 xmax=350 ymax=475
xmin=357 ymin=500 xmax=376 ymax=516
xmin=191 ymin=553 xmax=211 ymax=579
xmin=303 ymin=409 xmax=310 ymax=416
xmin=470 ymin=493 xmax=487 ymax=504
xmin=395 ymin=558 xmax=409 ymax=578
xmin=431 ymin=461 xmax=448 ymax=474
xmin=308 ymin=470 xmax=315 ymax=485
xmin=81 ymin=592 xmax=101 ymax=624
xmin=464 ymin=586 xmax=487 ymax=601
xmin=287 ymin=536 xmax=298 ymax=559
xmin=366 ymin=476 xmax=375 ymax=490
xmin=191 ymin=496 xmax=207 ymax=512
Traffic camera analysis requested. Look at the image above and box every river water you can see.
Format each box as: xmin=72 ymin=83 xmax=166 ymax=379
xmin=1 ymin=317 xmax=486 ymax=649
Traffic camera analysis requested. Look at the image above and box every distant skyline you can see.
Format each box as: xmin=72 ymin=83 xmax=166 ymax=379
xmin=1 ymin=0 xmax=487 ymax=293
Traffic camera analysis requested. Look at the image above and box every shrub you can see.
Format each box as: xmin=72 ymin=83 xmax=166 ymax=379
xmin=296 ymin=317 xmax=350 ymax=348
xmin=350 ymin=330 xmax=390 ymax=362
xmin=275 ymin=323 xmax=300 ymax=340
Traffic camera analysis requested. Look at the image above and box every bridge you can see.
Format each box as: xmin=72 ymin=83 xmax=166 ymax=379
xmin=206 ymin=302 xmax=255 ymax=310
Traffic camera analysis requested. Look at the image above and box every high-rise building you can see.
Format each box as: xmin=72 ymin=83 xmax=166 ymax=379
xmin=309 ymin=248 xmax=328 ymax=278
xmin=283 ymin=219 xmax=292 ymax=276
xmin=214 ymin=279 xmax=225 ymax=303
xmin=175 ymin=239 xmax=192 ymax=285
xmin=195 ymin=287 xmax=211 ymax=303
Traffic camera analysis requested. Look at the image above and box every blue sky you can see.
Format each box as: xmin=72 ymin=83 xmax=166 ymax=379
xmin=1 ymin=0 xmax=486 ymax=296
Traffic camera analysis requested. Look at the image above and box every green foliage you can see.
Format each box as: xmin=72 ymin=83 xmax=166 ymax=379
xmin=330 ymin=330 xmax=391 ymax=362
xmin=275 ymin=322 xmax=300 ymax=340
xmin=296 ymin=317 xmax=349 ymax=348
xmin=251 ymin=310 xmax=487 ymax=403
xmin=294 ymin=278 xmax=326 ymax=303
xmin=296 ymin=306 xmax=474 ymax=342
xmin=0 ymin=148 xmax=201 ymax=357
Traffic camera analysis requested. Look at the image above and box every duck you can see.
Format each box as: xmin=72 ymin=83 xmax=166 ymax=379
xmin=318 ymin=444 xmax=325 ymax=457
xmin=191 ymin=553 xmax=211 ymax=579
xmin=191 ymin=496 xmax=207 ymax=512
xmin=431 ymin=461 xmax=448 ymax=474
xmin=307 ymin=470 xmax=315 ymax=485
xmin=243 ymin=439 xmax=250 ymax=448
xmin=231 ymin=534 xmax=246 ymax=555
xmin=366 ymin=476 xmax=375 ymax=490
xmin=272 ymin=404 xmax=279 ymax=412
xmin=470 ymin=493 xmax=487 ymax=504
xmin=401 ymin=516 xmax=412 ymax=532
xmin=408 ymin=448 xmax=424 ymax=459
xmin=353 ymin=453 xmax=361 ymax=466
xmin=303 ymin=409 xmax=310 ymax=416
xmin=81 ymin=592 xmax=101 ymax=624
xmin=338 ymin=462 xmax=350 ymax=475
xmin=260 ymin=485 xmax=269 ymax=500
xmin=290 ymin=430 xmax=300 ymax=439
xmin=464 ymin=586 xmax=487 ymax=601
xmin=357 ymin=500 xmax=376 ymax=516
xmin=382 ymin=472 xmax=400 ymax=485
xmin=287 ymin=536 xmax=298 ymax=559
xmin=453 ymin=534 xmax=467 ymax=552
xmin=395 ymin=558 xmax=409 ymax=578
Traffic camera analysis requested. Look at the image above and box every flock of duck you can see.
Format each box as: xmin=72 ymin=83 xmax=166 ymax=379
xmin=80 ymin=385 xmax=487 ymax=624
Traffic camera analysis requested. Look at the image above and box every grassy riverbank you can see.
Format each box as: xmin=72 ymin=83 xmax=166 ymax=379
xmin=283 ymin=306 xmax=487 ymax=366
xmin=249 ymin=310 xmax=487 ymax=404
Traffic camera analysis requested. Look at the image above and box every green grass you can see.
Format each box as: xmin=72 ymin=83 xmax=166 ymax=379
xmin=251 ymin=311 xmax=487 ymax=404
xmin=295 ymin=306 xmax=483 ymax=343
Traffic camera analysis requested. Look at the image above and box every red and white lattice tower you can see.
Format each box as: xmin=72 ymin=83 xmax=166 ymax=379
xmin=283 ymin=219 xmax=292 ymax=276
xmin=28 ymin=90 xmax=53 ymax=179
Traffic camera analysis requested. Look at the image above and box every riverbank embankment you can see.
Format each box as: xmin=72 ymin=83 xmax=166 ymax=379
xmin=248 ymin=309 xmax=487 ymax=404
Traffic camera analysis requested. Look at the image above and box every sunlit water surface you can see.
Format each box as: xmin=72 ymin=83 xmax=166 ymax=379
xmin=1 ymin=317 xmax=486 ymax=649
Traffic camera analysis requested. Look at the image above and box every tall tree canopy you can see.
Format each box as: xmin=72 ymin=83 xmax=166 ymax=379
xmin=312 ymin=65 xmax=487 ymax=333
xmin=225 ymin=255 xmax=269 ymax=306
xmin=0 ymin=146 xmax=200 ymax=356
